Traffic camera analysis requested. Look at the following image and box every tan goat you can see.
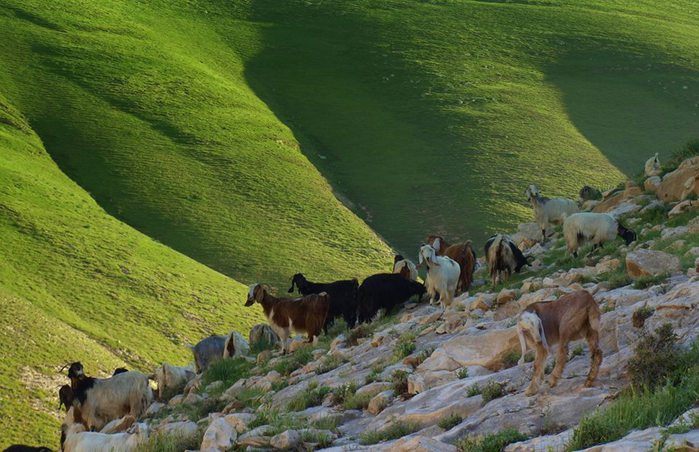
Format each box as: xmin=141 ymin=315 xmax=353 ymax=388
xmin=517 ymin=290 xmax=602 ymax=396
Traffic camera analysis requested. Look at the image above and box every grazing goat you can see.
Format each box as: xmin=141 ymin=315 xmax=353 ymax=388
xmin=356 ymin=273 xmax=426 ymax=323
xmin=63 ymin=422 xmax=149 ymax=452
xmin=191 ymin=335 xmax=227 ymax=373
xmin=245 ymin=284 xmax=329 ymax=354
xmin=525 ymin=184 xmax=579 ymax=240
xmin=418 ymin=244 xmax=460 ymax=309
xmin=517 ymin=290 xmax=602 ymax=396
xmin=66 ymin=362 xmax=153 ymax=431
xmin=223 ymin=331 xmax=250 ymax=358
xmin=288 ymin=273 xmax=360 ymax=329
xmin=484 ymin=234 xmax=528 ymax=285
xmin=427 ymin=236 xmax=477 ymax=293
xmin=563 ymin=212 xmax=636 ymax=257
xmin=393 ymin=255 xmax=418 ymax=281
xmin=645 ymin=152 xmax=662 ymax=177
xmin=153 ymin=363 xmax=195 ymax=401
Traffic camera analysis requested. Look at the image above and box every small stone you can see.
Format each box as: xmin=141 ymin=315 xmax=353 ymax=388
xmin=270 ymin=429 xmax=301 ymax=450
xmin=644 ymin=176 xmax=661 ymax=192
xmin=200 ymin=417 xmax=237 ymax=452
xmin=367 ymin=390 xmax=395 ymax=415
xmin=145 ymin=402 xmax=165 ymax=416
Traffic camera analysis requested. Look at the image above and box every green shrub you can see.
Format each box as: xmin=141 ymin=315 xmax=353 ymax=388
xmin=438 ymin=413 xmax=463 ymax=430
xmin=317 ymin=354 xmax=346 ymax=374
xmin=481 ymin=381 xmax=506 ymax=404
xmin=456 ymin=367 xmax=469 ymax=379
xmin=331 ymin=382 xmax=357 ymax=406
xmin=202 ymin=357 xmax=254 ymax=391
xmin=286 ymin=381 xmax=332 ymax=411
xmin=633 ymin=273 xmax=668 ymax=289
xmin=502 ymin=351 xmax=520 ymax=369
xmin=391 ymin=370 xmax=410 ymax=397
xmin=457 ymin=429 xmax=527 ymax=452
xmin=250 ymin=337 xmax=275 ymax=355
xmin=570 ymin=344 xmax=585 ymax=359
xmin=598 ymin=267 xmax=632 ymax=289
xmin=359 ymin=421 xmax=420 ymax=445
xmin=300 ymin=429 xmax=335 ymax=448
xmin=466 ymin=384 xmax=481 ymax=397
xmin=631 ymin=305 xmax=654 ymax=328
xmin=628 ymin=323 xmax=679 ymax=389
xmin=273 ymin=346 xmax=314 ymax=376
xmin=343 ymin=392 xmax=372 ymax=410
xmin=394 ymin=331 xmax=417 ymax=360
xmin=366 ymin=364 xmax=385 ymax=383
xmin=136 ymin=429 xmax=204 ymax=452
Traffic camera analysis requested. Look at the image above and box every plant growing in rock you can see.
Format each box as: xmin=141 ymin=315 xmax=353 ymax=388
xmin=393 ymin=331 xmax=417 ymax=360
xmin=632 ymin=305 xmax=655 ymax=328
xmin=481 ymin=381 xmax=506 ymax=404
xmin=438 ymin=413 xmax=463 ymax=430
xmin=570 ymin=344 xmax=585 ymax=359
xmin=502 ymin=351 xmax=521 ymax=369
xmin=633 ymin=273 xmax=668 ymax=289
xmin=457 ymin=367 xmax=469 ymax=379
xmin=391 ymin=370 xmax=410 ymax=398
xmin=359 ymin=421 xmax=420 ymax=445
xmin=316 ymin=354 xmax=346 ymax=374
xmin=331 ymin=382 xmax=357 ymax=406
xmin=287 ymin=381 xmax=332 ymax=411
xmin=456 ymin=429 xmax=527 ymax=452
xmin=466 ymin=384 xmax=481 ymax=397
xmin=343 ymin=392 xmax=372 ymax=410
xmin=628 ymin=323 xmax=680 ymax=389
xmin=365 ymin=364 xmax=385 ymax=383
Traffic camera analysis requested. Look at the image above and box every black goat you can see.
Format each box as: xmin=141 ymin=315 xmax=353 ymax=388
xmin=356 ymin=273 xmax=426 ymax=324
xmin=289 ymin=273 xmax=359 ymax=330
xmin=484 ymin=234 xmax=529 ymax=285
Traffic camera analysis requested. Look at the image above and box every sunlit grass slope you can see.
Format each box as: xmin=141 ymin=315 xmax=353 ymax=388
xmin=0 ymin=93 xmax=260 ymax=447
xmin=0 ymin=0 xmax=392 ymax=291
xmin=228 ymin=0 xmax=699 ymax=252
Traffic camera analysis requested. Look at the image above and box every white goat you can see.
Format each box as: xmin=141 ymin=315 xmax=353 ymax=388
xmin=63 ymin=422 xmax=149 ymax=452
xmin=563 ymin=212 xmax=636 ymax=256
xmin=418 ymin=244 xmax=460 ymax=309
xmin=153 ymin=363 xmax=195 ymax=401
xmin=68 ymin=363 xmax=153 ymax=432
xmin=644 ymin=153 xmax=662 ymax=177
xmin=525 ymin=184 xmax=579 ymax=240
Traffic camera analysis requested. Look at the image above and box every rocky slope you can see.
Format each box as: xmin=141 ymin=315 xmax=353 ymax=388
xmin=104 ymin=157 xmax=698 ymax=451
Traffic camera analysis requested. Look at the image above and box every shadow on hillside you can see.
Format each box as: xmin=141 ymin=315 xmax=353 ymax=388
xmin=545 ymin=42 xmax=699 ymax=176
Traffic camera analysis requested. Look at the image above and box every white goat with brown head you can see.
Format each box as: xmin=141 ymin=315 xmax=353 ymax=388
xmin=517 ymin=290 xmax=602 ymax=396
xmin=418 ymin=244 xmax=460 ymax=309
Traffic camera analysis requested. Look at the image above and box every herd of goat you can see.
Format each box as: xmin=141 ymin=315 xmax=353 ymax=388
xmin=9 ymin=180 xmax=647 ymax=451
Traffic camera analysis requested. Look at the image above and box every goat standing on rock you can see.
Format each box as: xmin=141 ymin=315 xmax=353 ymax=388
xmin=517 ymin=290 xmax=602 ymax=396
xmin=418 ymin=244 xmax=460 ymax=309
xmin=426 ymin=236 xmax=477 ymax=293
xmin=525 ymin=184 xmax=579 ymax=240
xmin=245 ymin=283 xmax=329 ymax=354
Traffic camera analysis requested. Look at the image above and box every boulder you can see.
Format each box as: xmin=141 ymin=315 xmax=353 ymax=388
xmin=167 ymin=394 xmax=184 ymax=407
xmin=626 ymin=249 xmax=681 ymax=278
xmin=145 ymin=402 xmax=165 ymax=416
xmin=200 ymin=417 xmax=237 ymax=452
xmin=368 ymin=390 xmax=395 ymax=415
xmin=496 ymin=289 xmax=518 ymax=306
xmin=657 ymin=156 xmax=699 ymax=202
xmin=249 ymin=323 xmax=281 ymax=349
xmin=661 ymin=226 xmax=689 ymax=240
xmin=356 ymin=382 xmax=392 ymax=399
xmin=224 ymin=413 xmax=255 ymax=433
xmin=593 ymin=183 xmax=642 ymax=214
xmin=668 ymin=199 xmax=699 ymax=217
xmin=156 ymin=420 xmax=199 ymax=439
xmin=512 ymin=223 xmax=544 ymax=250
xmin=225 ymin=331 xmax=250 ymax=357
xmin=270 ymin=429 xmax=301 ymax=450
xmin=644 ymin=176 xmax=661 ymax=192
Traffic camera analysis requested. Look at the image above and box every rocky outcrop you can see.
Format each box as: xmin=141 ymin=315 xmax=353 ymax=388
xmin=626 ymin=249 xmax=681 ymax=278
xmin=657 ymin=156 xmax=699 ymax=202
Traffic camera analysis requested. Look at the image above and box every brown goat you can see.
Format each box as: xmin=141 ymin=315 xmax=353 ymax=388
xmin=426 ymin=235 xmax=476 ymax=293
xmin=517 ymin=290 xmax=602 ymax=396
xmin=245 ymin=284 xmax=329 ymax=354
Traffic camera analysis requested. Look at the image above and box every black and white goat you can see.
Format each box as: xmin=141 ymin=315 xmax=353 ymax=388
xmin=484 ymin=234 xmax=528 ymax=285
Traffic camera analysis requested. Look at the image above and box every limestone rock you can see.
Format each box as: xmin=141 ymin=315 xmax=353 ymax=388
xmin=408 ymin=373 xmax=426 ymax=395
xmin=289 ymin=338 xmax=308 ymax=353
xmin=505 ymin=429 xmax=573 ymax=451
xmin=224 ymin=412 xmax=255 ymax=433
xmin=145 ymin=402 xmax=165 ymax=416
xmin=626 ymin=249 xmax=681 ymax=278
xmin=270 ymin=429 xmax=301 ymax=450
xmin=368 ymin=390 xmax=395 ymax=415
xmin=657 ymin=156 xmax=699 ymax=202
xmin=157 ymin=420 xmax=199 ymax=439
xmin=419 ymin=327 xmax=519 ymax=372
xmin=512 ymin=223 xmax=544 ymax=249
xmin=390 ymin=436 xmax=458 ymax=452
xmin=249 ymin=323 xmax=281 ymax=349
xmin=356 ymin=382 xmax=392 ymax=399
xmin=644 ymin=176 xmax=661 ymax=192
xmin=669 ymin=199 xmax=699 ymax=217
xmin=200 ymin=417 xmax=237 ymax=452
xmin=661 ymin=225 xmax=689 ymax=240
xmin=497 ymin=289 xmax=518 ymax=306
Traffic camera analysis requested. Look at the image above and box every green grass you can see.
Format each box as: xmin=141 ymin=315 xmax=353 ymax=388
xmin=202 ymin=357 xmax=254 ymax=394
xmin=394 ymin=331 xmax=417 ymax=360
xmin=359 ymin=421 xmax=420 ymax=445
xmin=136 ymin=430 xmax=204 ymax=452
xmin=286 ymin=381 xmax=332 ymax=412
xmin=457 ymin=429 xmax=528 ymax=452
xmin=439 ymin=414 xmax=463 ymax=430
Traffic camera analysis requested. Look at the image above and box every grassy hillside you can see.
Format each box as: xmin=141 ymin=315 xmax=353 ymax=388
xmin=0 ymin=93 xmax=264 ymax=447
xmin=0 ymin=0 xmax=391 ymax=291
xmin=229 ymin=0 xmax=699 ymax=252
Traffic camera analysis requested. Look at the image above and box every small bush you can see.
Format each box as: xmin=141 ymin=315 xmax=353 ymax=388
xmin=599 ymin=268 xmax=632 ymax=289
xmin=412 ymin=348 xmax=434 ymax=367
xmin=311 ymin=416 xmax=339 ymax=432
xmin=456 ymin=367 xmax=469 ymax=379
xmin=271 ymin=379 xmax=289 ymax=392
xmin=457 ymin=429 xmax=527 ymax=452
xmin=631 ymin=305 xmax=654 ymax=328
xmin=481 ymin=381 xmax=506 ymax=404
xmin=502 ymin=351 xmax=520 ymax=369
xmin=466 ymin=384 xmax=481 ymax=397
xmin=250 ymin=337 xmax=275 ymax=355
xmin=300 ymin=429 xmax=334 ymax=448
xmin=202 ymin=357 xmax=254 ymax=390
xmin=570 ymin=344 xmax=585 ymax=359
xmin=347 ymin=324 xmax=371 ymax=346
xmin=317 ymin=354 xmax=346 ymax=374
xmin=394 ymin=331 xmax=417 ymax=359
xmin=343 ymin=392 xmax=372 ymax=410
xmin=633 ymin=273 xmax=668 ymax=290
xmin=287 ymin=382 xmax=332 ymax=411
xmin=438 ymin=413 xmax=463 ymax=430
xmin=391 ymin=370 xmax=410 ymax=397
xmin=331 ymin=382 xmax=357 ymax=406
xmin=365 ymin=364 xmax=385 ymax=383
xmin=628 ymin=323 xmax=679 ymax=389
xmin=359 ymin=421 xmax=420 ymax=445
xmin=136 ymin=429 xmax=204 ymax=452
xmin=273 ymin=346 xmax=314 ymax=376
